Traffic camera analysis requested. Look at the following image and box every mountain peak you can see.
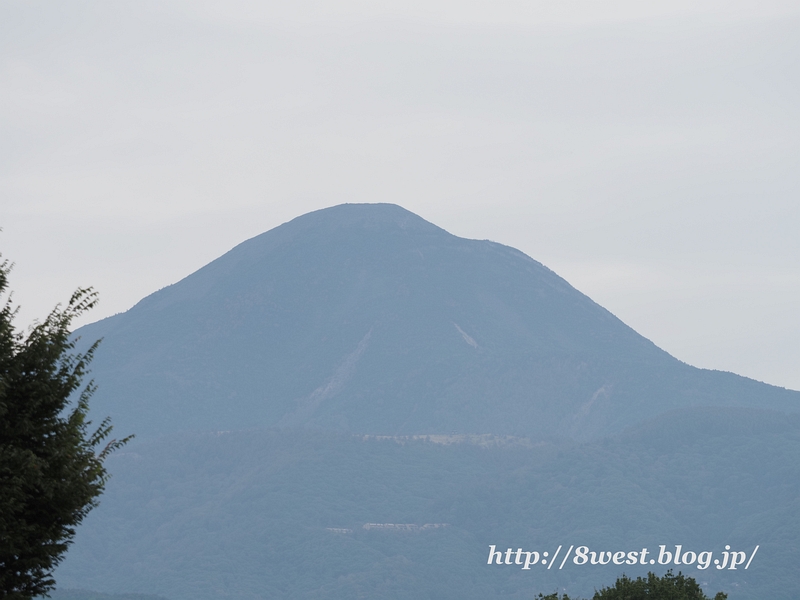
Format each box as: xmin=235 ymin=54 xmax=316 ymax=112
xmin=281 ymin=203 xmax=444 ymax=232
xmin=76 ymin=204 xmax=799 ymax=439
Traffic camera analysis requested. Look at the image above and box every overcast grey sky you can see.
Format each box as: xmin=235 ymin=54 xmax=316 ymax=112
xmin=2 ymin=0 xmax=799 ymax=390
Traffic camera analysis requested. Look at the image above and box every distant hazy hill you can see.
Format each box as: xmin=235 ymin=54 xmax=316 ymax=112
xmin=55 ymin=408 xmax=800 ymax=600
xmin=75 ymin=203 xmax=798 ymax=440
xmin=57 ymin=204 xmax=800 ymax=600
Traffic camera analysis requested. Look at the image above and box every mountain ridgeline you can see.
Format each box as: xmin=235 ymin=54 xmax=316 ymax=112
xmin=58 ymin=204 xmax=800 ymax=600
xmin=76 ymin=203 xmax=798 ymax=440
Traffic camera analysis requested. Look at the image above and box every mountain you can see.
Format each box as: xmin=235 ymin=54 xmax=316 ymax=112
xmin=75 ymin=203 xmax=799 ymax=440
xmin=55 ymin=203 xmax=800 ymax=600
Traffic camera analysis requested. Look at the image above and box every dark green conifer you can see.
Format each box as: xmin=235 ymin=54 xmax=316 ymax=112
xmin=0 ymin=257 xmax=131 ymax=599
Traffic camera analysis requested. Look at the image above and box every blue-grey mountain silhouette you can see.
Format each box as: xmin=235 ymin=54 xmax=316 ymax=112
xmin=76 ymin=203 xmax=798 ymax=439
xmin=57 ymin=204 xmax=800 ymax=600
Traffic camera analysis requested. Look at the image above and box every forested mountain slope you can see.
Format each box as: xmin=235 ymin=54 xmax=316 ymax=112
xmin=56 ymin=408 xmax=800 ymax=600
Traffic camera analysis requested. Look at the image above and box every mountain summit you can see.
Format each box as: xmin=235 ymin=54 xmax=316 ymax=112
xmin=76 ymin=203 xmax=798 ymax=439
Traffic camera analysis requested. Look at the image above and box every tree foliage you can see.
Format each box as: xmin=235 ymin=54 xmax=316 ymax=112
xmin=592 ymin=570 xmax=727 ymax=600
xmin=535 ymin=570 xmax=728 ymax=600
xmin=0 ymin=258 xmax=131 ymax=599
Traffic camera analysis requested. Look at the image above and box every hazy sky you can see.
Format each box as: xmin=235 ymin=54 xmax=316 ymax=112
xmin=2 ymin=0 xmax=799 ymax=390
